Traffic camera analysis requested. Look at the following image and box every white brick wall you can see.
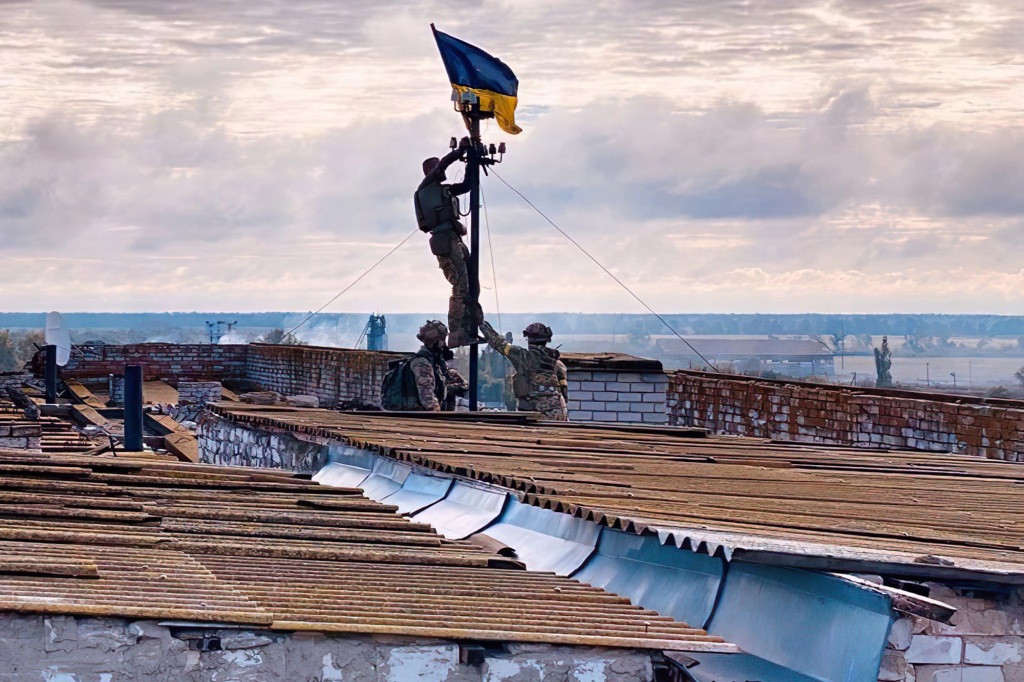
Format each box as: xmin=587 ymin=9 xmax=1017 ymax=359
xmin=878 ymin=583 xmax=1024 ymax=682
xmin=566 ymin=370 xmax=669 ymax=424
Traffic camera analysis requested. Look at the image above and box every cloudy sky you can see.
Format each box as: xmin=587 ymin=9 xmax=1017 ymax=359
xmin=1 ymin=0 xmax=1022 ymax=315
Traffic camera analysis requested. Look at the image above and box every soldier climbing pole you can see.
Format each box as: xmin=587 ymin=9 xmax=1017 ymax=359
xmin=433 ymin=25 xmax=520 ymax=410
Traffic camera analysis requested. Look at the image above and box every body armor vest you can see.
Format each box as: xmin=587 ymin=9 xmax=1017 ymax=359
xmin=512 ymin=346 xmax=561 ymax=399
xmin=415 ymin=182 xmax=460 ymax=232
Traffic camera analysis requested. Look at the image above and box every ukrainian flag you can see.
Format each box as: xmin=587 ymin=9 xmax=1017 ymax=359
xmin=432 ymin=25 xmax=521 ymax=135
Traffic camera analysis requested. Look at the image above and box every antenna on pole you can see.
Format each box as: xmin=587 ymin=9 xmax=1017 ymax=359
xmin=45 ymin=312 xmax=72 ymax=367
xmin=43 ymin=312 xmax=72 ymax=404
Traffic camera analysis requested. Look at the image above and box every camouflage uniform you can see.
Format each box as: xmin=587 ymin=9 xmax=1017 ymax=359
xmin=479 ymin=321 xmax=568 ymax=421
xmin=443 ymin=367 xmax=468 ymax=412
xmin=415 ymin=146 xmax=473 ymax=346
xmin=407 ymin=348 xmax=447 ymax=411
xmin=399 ymin=320 xmax=451 ymax=412
xmin=435 ymin=230 xmax=471 ymax=345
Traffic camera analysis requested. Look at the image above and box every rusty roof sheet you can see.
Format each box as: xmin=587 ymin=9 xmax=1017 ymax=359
xmin=560 ymin=352 xmax=663 ymax=372
xmin=0 ymin=448 xmax=733 ymax=652
xmin=210 ymin=405 xmax=1024 ymax=583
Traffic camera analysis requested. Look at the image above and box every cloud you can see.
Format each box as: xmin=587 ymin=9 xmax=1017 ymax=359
xmin=0 ymin=0 xmax=1022 ymax=314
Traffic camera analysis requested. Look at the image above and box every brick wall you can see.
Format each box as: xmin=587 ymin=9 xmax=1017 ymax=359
xmin=107 ymin=374 xmax=125 ymax=407
xmin=566 ymin=369 xmax=669 ymax=424
xmin=245 ymin=344 xmax=397 ymax=409
xmin=175 ymin=381 xmax=224 ymax=422
xmin=879 ymin=584 xmax=1024 ymax=682
xmin=50 ymin=344 xmax=672 ymax=419
xmin=47 ymin=343 xmax=394 ymax=409
xmin=197 ymin=412 xmax=329 ymax=473
xmin=669 ymin=371 xmax=1024 ymax=461
xmin=0 ymin=423 xmax=41 ymax=450
xmin=177 ymin=381 xmax=223 ymax=406
xmin=48 ymin=344 xmax=247 ymax=385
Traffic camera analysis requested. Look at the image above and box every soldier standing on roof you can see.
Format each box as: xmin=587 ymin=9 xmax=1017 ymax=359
xmin=415 ymin=138 xmax=475 ymax=348
xmin=381 ymin=321 xmax=453 ymax=412
xmin=407 ymin=320 xmax=453 ymax=411
xmin=478 ymin=320 xmax=569 ymax=421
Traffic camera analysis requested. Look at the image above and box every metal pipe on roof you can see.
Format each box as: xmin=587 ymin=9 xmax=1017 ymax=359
xmin=124 ymin=365 xmax=144 ymax=452
xmin=44 ymin=345 xmax=57 ymax=404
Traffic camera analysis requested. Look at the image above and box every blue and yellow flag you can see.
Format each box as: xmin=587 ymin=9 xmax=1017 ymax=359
xmin=432 ymin=25 xmax=521 ymax=135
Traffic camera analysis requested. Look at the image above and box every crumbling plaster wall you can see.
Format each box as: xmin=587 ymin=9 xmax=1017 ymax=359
xmin=879 ymin=584 xmax=1024 ymax=682
xmin=669 ymin=371 xmax=1024 ymax=461
xmin=0 ymin=614 xmax=655 ymax=681
xmin=197 ymin=413 xmax=329 ymax=474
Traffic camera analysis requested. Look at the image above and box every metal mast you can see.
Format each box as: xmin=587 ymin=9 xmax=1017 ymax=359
xmin=466 ymin=106 xmax=483 ymax=411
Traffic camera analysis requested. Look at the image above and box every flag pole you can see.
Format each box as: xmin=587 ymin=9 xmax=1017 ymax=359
xmin=466 ymin=104 xmax=482 ymax=412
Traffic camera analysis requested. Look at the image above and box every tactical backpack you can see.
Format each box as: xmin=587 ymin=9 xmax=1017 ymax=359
xmin=381 ymin=357 xmax=422 ymax=410
xmin=380 ymin=351 xmax=445 ymax=410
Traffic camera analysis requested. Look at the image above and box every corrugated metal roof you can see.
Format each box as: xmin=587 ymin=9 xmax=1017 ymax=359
xmin=210 ymin=405 xmax=1024 ymax=583
xmin=0 ymin=448 xmax=733 ymax=652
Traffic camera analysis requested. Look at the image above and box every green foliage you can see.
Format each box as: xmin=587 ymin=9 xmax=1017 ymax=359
xmin=1016 ymin=366 xmax=1024 ymax=388
xmin=16 ymin=330 xmax=44 ymax=366
xmin=0 ymin=330 xmax=18 ymax=371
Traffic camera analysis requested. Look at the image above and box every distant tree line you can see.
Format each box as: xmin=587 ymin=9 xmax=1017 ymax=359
xmin=2 ymin=312 xmax=1023 ymax=337
xmin=0 ymin=329 xmax=45 ymax=372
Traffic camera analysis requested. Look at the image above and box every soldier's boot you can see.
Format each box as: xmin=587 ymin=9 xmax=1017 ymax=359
xmin=448 ymin=297 xmax=484 ymax=348
xmin=447 ymin=292 xmax=466 ymax=347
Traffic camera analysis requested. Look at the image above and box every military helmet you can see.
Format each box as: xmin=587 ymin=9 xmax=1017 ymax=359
xmin=522 ymin=322 xmax=553 ymax=342
xmin=417 ymin=320 xmax=449 ymax=344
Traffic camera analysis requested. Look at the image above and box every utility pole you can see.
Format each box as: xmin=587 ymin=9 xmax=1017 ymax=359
xmin=467 ymin=104 xmax=482 ymax=412
xmin=456 ymin=95 xmax=506 ymax=410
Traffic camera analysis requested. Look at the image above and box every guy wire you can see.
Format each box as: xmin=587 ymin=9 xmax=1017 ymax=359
xmin=480 ymin=184 xmax=503 ymax=333
xmin=285 ymin=227 xmax=419 ymax=338
xmin=489 ymin=169 xmax=717 ymax=371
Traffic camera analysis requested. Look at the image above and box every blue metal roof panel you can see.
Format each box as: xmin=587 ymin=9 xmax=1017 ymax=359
xmin=411 ymin=481 xmax=508 ymax=540
xmin=573 ymin=530 xmax=724 ymax=627
xmin=707 ymin=563 xmax=891 ymax=682
xmin=477 ymin=498 xmax=601 ymax=576
xmin=381 ymin=472 xmax=453 ymax=515
xmin=311 ymin=462 xmax=370 ymax=488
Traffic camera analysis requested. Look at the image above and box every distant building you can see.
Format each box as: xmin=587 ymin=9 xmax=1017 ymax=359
xmin=366 ymin=313 xmax=387 ymax=351
xmin=655 ymin=336 xmax=835 ymax=377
